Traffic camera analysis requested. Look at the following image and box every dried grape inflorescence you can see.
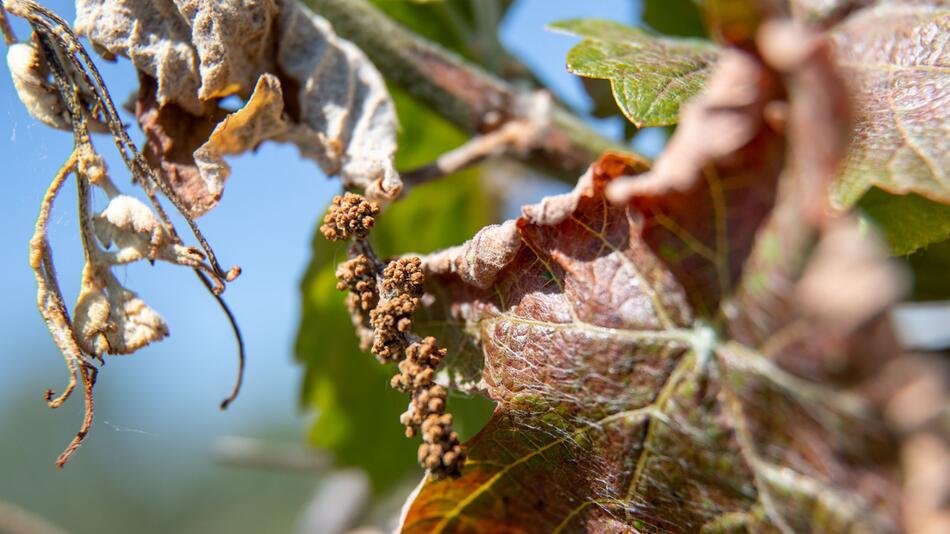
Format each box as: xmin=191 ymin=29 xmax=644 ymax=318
xmin=324 ymin=193 xmax=464 ymax=479
xmin=320 ymin=192 xmax=380 ymax=241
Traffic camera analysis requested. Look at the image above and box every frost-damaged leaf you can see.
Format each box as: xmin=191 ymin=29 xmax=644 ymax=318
xmin=828 ymin=3 xmax=950 ymax=207
xmin=399 ymin=24 xmax=908 ymax=534
xmin=551 ymin=19 xmax=720 ymax=127
xmin=141 ymin=73 xmax=291 ymax=218
xmin=78 ymin=0 xmax=401 ymax=214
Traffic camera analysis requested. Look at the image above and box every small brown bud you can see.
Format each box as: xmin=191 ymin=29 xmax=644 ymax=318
xmin=320 ymin=193 xmax=379 ymax=241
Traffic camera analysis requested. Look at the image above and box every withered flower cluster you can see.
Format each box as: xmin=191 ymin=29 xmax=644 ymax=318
xmin=322 ymin=194 xmax=464 ymax=479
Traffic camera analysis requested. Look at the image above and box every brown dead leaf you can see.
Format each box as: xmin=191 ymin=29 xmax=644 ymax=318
xmin=827 ymin=3 xmax=950 ymax=207
xmin=79 ymin=0 xmax=401 ymax=213
xmin=194 ymin=73 xmax=290 ymax=204
xmin=398 ymin=20 xmax=911 ymax=534
xmin=136 ymin=74 xmax=228 ymax=217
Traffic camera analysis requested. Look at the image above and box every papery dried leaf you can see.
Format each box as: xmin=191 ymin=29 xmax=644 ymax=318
xmin=6 ymin=41 xmax=70 ymax=130
xmin=193 ymin=73 xmax=290 ymax=202
xmin=75 ymin=0 xmax=277 ymax=113
xmin=74 ymin=263 xmax=169 ymax=356
xmin=75 ymin=0 xmax=209 ymax=115
xmin=93 ymin=193 xmax=211 ymax=268
xmin=400 ymin=25 xmax=907 ymax=533
xmin=272 ymin=0 xmax=400 ymax=200
xmin=174 ymin=0 xmax=278 ymax=101
xmin=93 ymin=194 xmax=168 ymax=264
xmin=828 ymin=3 xmax=950 ymax=207
xmin=136 ymin=75 xmax=228 ymax=217
xmin=81 ymin=0 xmax=401 ymax=212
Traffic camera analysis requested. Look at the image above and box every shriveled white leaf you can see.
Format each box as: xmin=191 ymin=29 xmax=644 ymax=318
xmin=273 ymin=0 xmax=401 ymax=200
xmin=6 ymin=41 xmax=109 ymax=133
xmin=75 ymin=0 xmax=208 ymax=115
xmin=94 ymin=194 xmax=168 ymax=264
xmin=6 ymin=42 xmax=71 ymax=130
xmin=93 ymin=194 xmax=206 ymax=267
xmin=74 ymin=263 xmax=169 ymax=355
xmin=174 ymin=0 xmax=278 ymax=101
xmin=77 ymin=0 xmax=402 ymax=209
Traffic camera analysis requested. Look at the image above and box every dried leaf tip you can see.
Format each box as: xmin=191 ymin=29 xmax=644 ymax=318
xmin=319 ymin=193 xmax=379 ymax=241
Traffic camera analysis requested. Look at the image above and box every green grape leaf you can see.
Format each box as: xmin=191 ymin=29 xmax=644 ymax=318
xmin=907 ymin=238 xmax=950 ymax=301
xmin=828 ymin=3 xmax=950 ymax=208
xmin=550 ymin=19 xmax=720 ymax=127
xmin=295 ymin=88 xmax=495 ymax=492
xmin=398 ymin=33 xmax=909 ymax=533
xmin=643 ymin=0 xmax=707 ymax=37
xmin=859 ymin=188 xmax=950 ymax=256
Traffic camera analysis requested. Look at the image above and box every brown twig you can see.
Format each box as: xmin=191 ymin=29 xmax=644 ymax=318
xmin=55 ymin=366 xmax=97 ymax=468
xmin=400 ymin=114 xmax=542 ymax=195
xmin=0 ymin=3 xmax=16 ymax=45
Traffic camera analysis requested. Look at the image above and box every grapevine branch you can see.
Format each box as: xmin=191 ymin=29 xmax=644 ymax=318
xmin=401 ymin=98 xmax=550 ymax=195
xmin=303 ymin=0 xmax=650 ymax=182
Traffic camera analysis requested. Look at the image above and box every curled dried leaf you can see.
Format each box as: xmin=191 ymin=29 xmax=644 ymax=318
xmin=74 ymin=264 xmax=169 ymax=356
xmin=193 ymin=74 xmax=289 ymax=203
xmin=6 ymin=41 xmax=69 ymax=129
xmin=79 ymin=0 xmax=403 ymax=212
xmin=92 ymin=195 xmax=214 ymax=279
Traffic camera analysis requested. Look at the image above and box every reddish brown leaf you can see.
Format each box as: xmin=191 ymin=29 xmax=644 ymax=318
xmin=605 ymin=49 xmax=785 ymax=314
xmin=828 ymin=3 xmax=950 ymax=207
xmin=401 ymin=24 xmax=908 ymax=534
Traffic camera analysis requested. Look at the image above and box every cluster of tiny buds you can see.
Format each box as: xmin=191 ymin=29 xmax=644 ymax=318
xmin=383 ymin=257 xmax=424 ymax=297
xmin=320 ymin=192 xmax=379 ymax=241
xmin=324 ymin=193 xmax=463 ymax=479
xmin=336 ymin=255 xmax=377 ymax=311
xmin=369 ymin=293 xmax=419 ymax=363
xmin=368 ymin=257 xmax=426 ymax=363
xmin=393 ymin=337 xmax=464 ymax=479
